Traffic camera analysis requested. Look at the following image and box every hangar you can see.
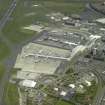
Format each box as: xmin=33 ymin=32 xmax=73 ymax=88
xmin=14 ymin=43 xmax=71 ymax=76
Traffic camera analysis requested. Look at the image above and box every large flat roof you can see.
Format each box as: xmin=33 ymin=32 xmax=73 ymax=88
xmin=14 ymin=43 xmax=71 ymax=75
xmin=35 ymin=28 xmax=87 ymax=50
xmin=96 ymin=18 xmax=105 ymax=24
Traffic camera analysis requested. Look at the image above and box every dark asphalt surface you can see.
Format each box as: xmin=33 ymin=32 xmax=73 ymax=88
xmin=81 ymin=3 xmax=105 ymax=20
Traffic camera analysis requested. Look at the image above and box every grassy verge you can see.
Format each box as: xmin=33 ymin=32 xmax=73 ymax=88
xmin=56 ymin=100 xmax=74 ymax=105
xmin=0 ymin=63 xmax=5 ymax=81
xmin=42 ymin=1 xmax=85 ymax=14
xmin=0 ymin=0 xmax=13 ymax=19
xmin=0 ymin=40 xmax=10 ymax=60
xmin=4 ymin=83 xmax=19 ymax=105
xmin=2 ymin=0 xmax=36 ymax=44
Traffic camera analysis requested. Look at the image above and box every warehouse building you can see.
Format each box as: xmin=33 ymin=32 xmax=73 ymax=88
xmin=14 ymin=43 xmax=71 ymax=80
xmin=96 ymin=18 xmax=105 ymax=26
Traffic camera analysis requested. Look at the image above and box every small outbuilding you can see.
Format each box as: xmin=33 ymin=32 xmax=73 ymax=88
xmin=21 ymin=80 xmax=36 ymax=88
xmin=96 ymin=18 xmax=105 ymax=25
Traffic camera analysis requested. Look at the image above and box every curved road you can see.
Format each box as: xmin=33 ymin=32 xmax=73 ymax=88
xmin=85 ymin=4 xmax=105 ymax=105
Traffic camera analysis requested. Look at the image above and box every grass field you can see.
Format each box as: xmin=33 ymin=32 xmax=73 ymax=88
xmin=2 ymin=0 xmax=38 ymax=44
xmin=2 ymin=0 xmax=86 ymax=44
xmin=4 ymin=83 xmax=19 ymax=105
xmin=0 ymin=42 xmax=10 ymax=59
xmin=0 ymin=63 xmax=5 ymax=81
xmin=0 ymin=38 xmax=10 ymax=60
xmin=40 ymin=1 xmax=85 ymax=14
xmin=56 ymin=100 xmax=74 ymax=105
xmin=0 ymin=0 xmax=13 ymax=19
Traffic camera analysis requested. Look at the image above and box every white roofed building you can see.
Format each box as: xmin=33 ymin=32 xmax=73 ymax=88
xmin=20 ymin=80 xmax=36 ymax=88
xmin=96 ymin=18 xmax=105 ymax=25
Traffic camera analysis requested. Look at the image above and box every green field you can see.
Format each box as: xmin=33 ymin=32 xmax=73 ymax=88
xmin=4 ymin=83 xmax=19 ymax=105
xmin=0 ymin=63 xmax=5 ymax=81
xmin=56 ymin=100 xmax=73 ymax=105
xmin=2 ymin=0 xmax=86 ymax=44
xmin=0 ymin=41 xmax=10 ymax=60
xmin=0 ymin=0 xmax=13 ymax=19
